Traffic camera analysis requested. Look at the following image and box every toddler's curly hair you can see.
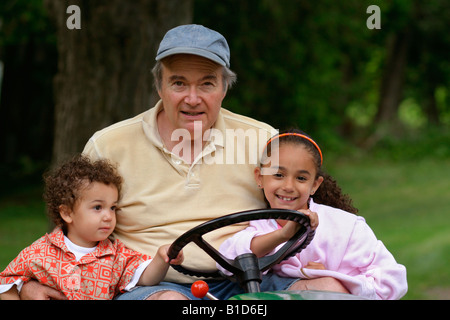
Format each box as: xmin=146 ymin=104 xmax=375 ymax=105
xmin=43 ymin=154 xmax=123 ymax=229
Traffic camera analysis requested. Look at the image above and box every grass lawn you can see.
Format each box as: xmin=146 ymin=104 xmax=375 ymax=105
xmin=0 ymin=185 xmax=49 ymax=274
xmin=0 ymin=157 xmax=449 ymax=299
xmin=327 ymin=157 xmax=450 ymax=299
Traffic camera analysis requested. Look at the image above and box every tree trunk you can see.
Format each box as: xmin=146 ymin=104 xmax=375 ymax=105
xmin=374 ymin=29 xmax=411 ymax=125
xmin=45 ymin=0 xmax=193 ymax=165
xmin=424 ymin=86 xmax=440 ymax=125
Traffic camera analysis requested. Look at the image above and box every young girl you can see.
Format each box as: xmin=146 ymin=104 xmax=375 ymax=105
xmin=0 ymin=155 xmax=183 ymax=300
xmin=218 ymin=129 xmax=408 ymax=300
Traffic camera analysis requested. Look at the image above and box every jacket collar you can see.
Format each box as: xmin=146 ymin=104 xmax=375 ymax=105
xmin=47 ymin=227 xmax=116 ymax=262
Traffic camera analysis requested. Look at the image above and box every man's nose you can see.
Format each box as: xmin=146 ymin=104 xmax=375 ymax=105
xmin=184 ymin=86 xmax=201 ymax=105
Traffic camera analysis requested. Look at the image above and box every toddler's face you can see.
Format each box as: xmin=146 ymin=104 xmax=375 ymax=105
xmin=63 ymin=182 xmax=119 ymax=247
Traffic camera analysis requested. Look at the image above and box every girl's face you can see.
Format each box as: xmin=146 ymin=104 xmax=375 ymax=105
xmin=60 ymin=181 xmax=119 ymax=248
xmin=255 ymin=143 xmax=323 ymax=211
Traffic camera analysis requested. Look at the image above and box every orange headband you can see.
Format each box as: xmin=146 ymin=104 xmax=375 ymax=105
xmin=264 ymin=133 xmax=323 ymax=166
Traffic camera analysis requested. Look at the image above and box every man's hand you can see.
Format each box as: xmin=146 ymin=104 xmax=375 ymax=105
xmin=289 ymin=276 xmax=350 ymax=294
xmin=20 ymin=280 xmax=67 ymax=300
xmin=303 ymin=261 xmax=326 ymax=270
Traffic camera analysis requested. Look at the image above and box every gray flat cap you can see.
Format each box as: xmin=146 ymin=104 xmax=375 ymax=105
xmin=156 ymin=24 xmax=230 ymax=67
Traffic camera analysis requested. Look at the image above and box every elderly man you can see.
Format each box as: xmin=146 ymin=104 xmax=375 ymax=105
xmin=20 ymin=25 xmax=348 ymax=300
xmin=87 ymin=24 xmax=292 ymax=300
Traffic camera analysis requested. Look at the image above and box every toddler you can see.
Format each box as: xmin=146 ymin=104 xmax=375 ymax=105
xmin=0 ymin=155 xmax=183 ymax=300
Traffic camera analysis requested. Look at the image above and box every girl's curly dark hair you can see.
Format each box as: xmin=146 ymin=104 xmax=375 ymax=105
xmin=262 ymin=128 xmax=358 ymax=214
xmin=43 ymin=154 xmax=123 ymax=229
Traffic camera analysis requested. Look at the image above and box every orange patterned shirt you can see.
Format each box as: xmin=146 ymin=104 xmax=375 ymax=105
xmin=0 ymin=228 xmax=150 ymax=300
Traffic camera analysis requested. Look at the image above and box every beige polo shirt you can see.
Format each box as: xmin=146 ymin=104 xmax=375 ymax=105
xmin=83 ymin=100 xmax=276 ymax=283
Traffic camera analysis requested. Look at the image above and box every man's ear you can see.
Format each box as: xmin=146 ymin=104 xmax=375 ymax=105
xmin=59 ymin=205 xmax=73 ymax=224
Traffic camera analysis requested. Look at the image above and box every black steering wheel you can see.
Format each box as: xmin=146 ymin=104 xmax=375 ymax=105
xmin=167 ymin=208 xmax=315 ymax=293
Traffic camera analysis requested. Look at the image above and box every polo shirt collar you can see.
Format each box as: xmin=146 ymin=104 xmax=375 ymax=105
xmin=142 ymin=100 xmax=226 ymax=151
xmin=47 ymin=227 xmax=116 ymax=261
xmin=142 ymin=100 xmax=165 ymax=150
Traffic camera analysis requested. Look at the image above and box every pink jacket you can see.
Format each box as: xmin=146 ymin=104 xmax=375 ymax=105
xmin=218 ymin=199 xmax=408 ymax=300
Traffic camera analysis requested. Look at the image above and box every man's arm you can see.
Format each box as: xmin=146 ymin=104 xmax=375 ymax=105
xmin=19 ymin=280 xmax=67 ymax=300
xmin=0 ymin=286 xmax=20 ymax=300
xmin=289 ymin=276 xmax=350 ymax=294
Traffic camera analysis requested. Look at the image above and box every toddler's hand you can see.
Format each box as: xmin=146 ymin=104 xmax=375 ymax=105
xmin=158 ymin=244 xmax=184 ymax=265
xmin=169 ymin=250 xmax=184 ymax=265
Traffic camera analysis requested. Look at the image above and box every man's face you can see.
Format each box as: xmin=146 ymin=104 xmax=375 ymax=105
xmin=157 ymin=54 xmax=226 ymax=140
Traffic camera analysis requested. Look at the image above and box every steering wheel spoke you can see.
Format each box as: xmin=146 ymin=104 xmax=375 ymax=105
xmin=193 ymin=235 xmax=242 ymax=275
xmin=259 ymin=227 xmax=312 ymax=271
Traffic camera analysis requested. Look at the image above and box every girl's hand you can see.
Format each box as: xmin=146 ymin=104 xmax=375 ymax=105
xmin=158 ymin=244 xmax=184 ymax=265
xmin=277 ymin=209 xmax=319 ymax=240
xmin=279 ymin=221 xmax=302 ymax=240
xmin=298 ymin=209 xmax=319 ymax=230
xmin=304 ymin=261 xmax=326 ymax=270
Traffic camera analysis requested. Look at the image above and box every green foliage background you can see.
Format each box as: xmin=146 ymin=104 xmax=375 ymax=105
xmin=0 ymin=0 xmax=449 ymax=185
xmin=0 ymin=0 xmax=449 ymax=299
